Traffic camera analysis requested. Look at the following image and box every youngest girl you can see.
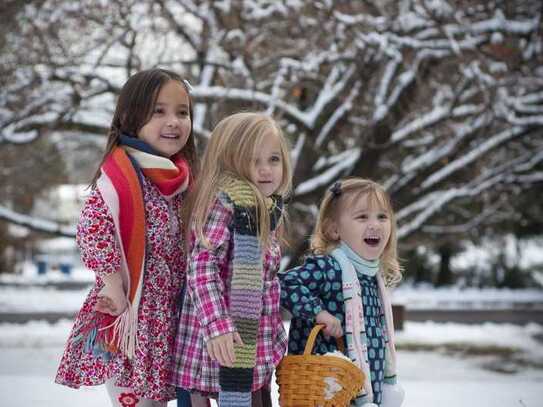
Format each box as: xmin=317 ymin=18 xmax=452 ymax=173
xmin=280 ymin=178 xmax=404 ymax=407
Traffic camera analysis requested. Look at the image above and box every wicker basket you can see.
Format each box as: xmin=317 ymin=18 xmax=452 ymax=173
xmin=276 ymin=324 xmax=365 ymax=407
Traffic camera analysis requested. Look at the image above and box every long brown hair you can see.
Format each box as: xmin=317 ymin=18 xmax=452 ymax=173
xmin=311 ymin=177 xmax=402 ymax=287
xmin=90 ymin=68 xmax=199 ymax=186
xmin=188 ymin=112 xmax=292 ymax=249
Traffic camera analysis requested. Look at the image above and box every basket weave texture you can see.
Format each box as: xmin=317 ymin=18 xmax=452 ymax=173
xmin=276 ymin=324 xmax=365 ymax=406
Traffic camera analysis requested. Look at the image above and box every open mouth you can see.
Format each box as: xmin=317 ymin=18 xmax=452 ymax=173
xmin=364 ymin=237 xmax=380 ymax=247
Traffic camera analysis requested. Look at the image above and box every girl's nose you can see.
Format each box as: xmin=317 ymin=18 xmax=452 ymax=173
xmin=368 ymin=220 xmax=380 ymax=229
xmin=166 ymin=115 xmax=180 ymax=128
xmin=258 ymin=164 xmax=271 ymax=174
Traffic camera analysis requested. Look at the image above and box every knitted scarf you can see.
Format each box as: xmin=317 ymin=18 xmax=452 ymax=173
xmin=217 ymin=177 xmax=283 ymax=407
xmin=89 ymin=135 xmax=190 ymax=359
xmin=330 ymin=243 xmax=397 ymax=406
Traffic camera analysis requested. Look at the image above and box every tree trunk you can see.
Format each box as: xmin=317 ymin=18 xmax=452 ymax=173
xmin=435 ymin=244 xmax=454 ymax=287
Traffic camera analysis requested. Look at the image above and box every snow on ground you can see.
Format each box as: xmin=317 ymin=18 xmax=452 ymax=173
xmin=2 ymin=267 xmax=543 ymax=405
xmin=2 ymin=271 xmax=543 ymax=313
xmin=2 ymin=284 xmax=542 ymax=313
xmin=0 ymin=286 xmax=87 ymax=312
xmin=392 ymin=286 xmax=543 ymax=309
xmin=0 ymin=263 xmax=93 ymax=285
xmin=1 ymin=320 xmax=542 ymax=406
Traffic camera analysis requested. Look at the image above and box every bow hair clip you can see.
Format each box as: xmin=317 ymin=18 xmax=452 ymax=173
xmin=329 ymin=182 xmax=342 ymax=198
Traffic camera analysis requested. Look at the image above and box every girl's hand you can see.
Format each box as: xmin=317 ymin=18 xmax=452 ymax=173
xmin=316 ymin=310 xmax=343 ymax=338
xmin=95 ymin=272 xmax=127 ymax=316
xmin=206 ymin=332 xmax=244 ymax=367
xmin=95 ymin=295 xmax=125 ymax=315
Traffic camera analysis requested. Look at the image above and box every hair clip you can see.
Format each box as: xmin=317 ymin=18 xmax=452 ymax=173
xmin=329 ymin=181 xmax=342 ymax=198
xmin=182 ymin=79 xmax=193 ymax=92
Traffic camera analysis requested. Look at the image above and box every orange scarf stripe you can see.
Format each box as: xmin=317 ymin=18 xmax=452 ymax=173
xmin=110 ymin=149 xmax=146 ymax=302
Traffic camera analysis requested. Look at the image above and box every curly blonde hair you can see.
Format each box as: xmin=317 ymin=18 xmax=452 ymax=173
xmin=310 ymin=177 xmax=402 ymax=287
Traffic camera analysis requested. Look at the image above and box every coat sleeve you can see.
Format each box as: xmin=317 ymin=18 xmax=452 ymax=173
xmin=76 ymin=188 xmax=121 ymax=279
xmin=279 ymin=255 xmax=331 ymax=320
xmin=187 ymin=194 xmax=235 ymax=342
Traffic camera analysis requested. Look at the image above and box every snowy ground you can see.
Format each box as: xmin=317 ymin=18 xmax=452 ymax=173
xmin=1 ymin=319 xmax=542 ymax=407
xmin=2 ymin=267 xmax=543 ymax=313
xmin=1 ymin=267 xmax=543 ymax=406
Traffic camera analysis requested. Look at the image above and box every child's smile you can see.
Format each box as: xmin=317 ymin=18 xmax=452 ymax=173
xmin=364 ymin=236 xmax=381 ymax=247
xmin=332 ymin=194 xmax=391 ymax=260
xmin=137 ymin=80 xmax=191 ymax=157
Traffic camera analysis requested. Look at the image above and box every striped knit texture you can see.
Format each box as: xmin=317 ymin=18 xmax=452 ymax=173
xmin=218 ymin=178 xmax=282 ymax=405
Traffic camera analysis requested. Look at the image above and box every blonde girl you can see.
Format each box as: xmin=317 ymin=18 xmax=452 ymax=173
xmin=170 ymin=112 xmax=292 ymax=407
xmin=280 ymin=178 xmax=404 ymax=407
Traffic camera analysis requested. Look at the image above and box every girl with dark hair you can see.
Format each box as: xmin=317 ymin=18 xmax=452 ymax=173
xmin=55 ymin=68 xmax=198 ymax=406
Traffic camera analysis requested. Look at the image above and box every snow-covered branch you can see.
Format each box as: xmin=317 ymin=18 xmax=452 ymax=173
xmin=0 ymin=206 xmax=76 ymax=238
xmin=295 ymin=149 xmax=360 ymax=196
xmin=420 ymin=126 xmax=528 ymax=190
xmin=315 ymin=81 xmax=361 ymax=147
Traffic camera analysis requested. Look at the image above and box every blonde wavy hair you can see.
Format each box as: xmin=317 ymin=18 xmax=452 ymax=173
xmin=189 ymin=112 xmax=292 ymax=248
xmin=310 ymin=177 xmax=402 ymax=287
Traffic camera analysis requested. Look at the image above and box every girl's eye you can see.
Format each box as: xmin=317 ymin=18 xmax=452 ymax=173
xmin=153 ymin=107 xmax=164 ymax=114
xmin=270 ymin=155 xmax=281 ymax=163
xmin=378 ymin=213 xmax=388 ymax=220
xmin=357 ymin=214 xmax=368 ymax=220
xmin=178 ymin=110 xmax=189 ymax=117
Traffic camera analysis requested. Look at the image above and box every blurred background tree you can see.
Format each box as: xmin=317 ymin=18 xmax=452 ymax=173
xmin=1 ymin=0 xmax=542 ymax=285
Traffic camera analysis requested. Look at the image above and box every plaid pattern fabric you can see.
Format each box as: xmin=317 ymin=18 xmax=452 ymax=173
xmin=170 ymin=193 xmax=287 ymax=393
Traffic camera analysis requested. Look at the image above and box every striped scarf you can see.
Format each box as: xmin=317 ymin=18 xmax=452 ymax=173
xmin=218 ymin=177 xmax=283 ymax=407
xmin=92 ymin=135 xmax=190 ymax=358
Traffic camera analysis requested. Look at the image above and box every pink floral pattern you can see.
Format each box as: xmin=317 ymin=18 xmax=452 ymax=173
xmin=55 ymin=177 xmax=186 ymax=402
xmin=118 ymin=392 xmax=139 ymax=407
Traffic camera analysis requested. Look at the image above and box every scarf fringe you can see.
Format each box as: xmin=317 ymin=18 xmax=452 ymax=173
xmin=99 ymin=271 xmax=144 ymax=358
xmin=98 ymin=303 xmax=138 ymax=358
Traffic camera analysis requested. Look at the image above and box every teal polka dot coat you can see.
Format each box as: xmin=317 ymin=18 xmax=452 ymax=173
xmin=279 ymin=254 xmax=390 ymax=405
xmin=279 ymin=255 xmax=345 ymax=355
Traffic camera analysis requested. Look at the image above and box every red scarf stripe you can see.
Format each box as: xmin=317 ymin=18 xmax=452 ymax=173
xmin=103 ymin=149 xmax=146 ymax=301
xmin=102 ymin=152 xmax=135 ymax=253
xmin=141 ymin=168 xmax=185 ymax=195
xmin=114 ymin=150 xmax=146 ymax=301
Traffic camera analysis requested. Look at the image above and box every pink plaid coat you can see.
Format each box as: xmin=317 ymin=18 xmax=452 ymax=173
xmin=170 ymin=194 xmax=287 ymax=393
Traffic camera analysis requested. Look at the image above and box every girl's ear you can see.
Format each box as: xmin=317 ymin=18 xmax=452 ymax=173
xmin=324 ymin=220 xmax=340 ymax=241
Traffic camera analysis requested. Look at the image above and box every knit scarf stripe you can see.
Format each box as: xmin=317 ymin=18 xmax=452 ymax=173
xmin=126 ymin=147 xmax=190 ymax=197
xmin=93 ymin=136 xmax=190 ymax=358
xmin=217 ymin=179 xmax=282 ymax=405
xmin=102 ymin=148 xmax=146 ymax=301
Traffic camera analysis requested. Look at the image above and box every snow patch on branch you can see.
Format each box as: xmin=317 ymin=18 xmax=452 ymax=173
xmin=295 ymin=149 xmax=360 ymax=196
xmin=0 ymin=206 xmax=76 ymax=237
xmin=421 ymin=126 xmax=527 ymax=190
xmin=316 ymin=81 xmax=361 ymax=147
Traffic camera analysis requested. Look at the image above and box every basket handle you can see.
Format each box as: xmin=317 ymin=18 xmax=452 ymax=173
xmin=303 ymin=324 xmax=346 ymax=355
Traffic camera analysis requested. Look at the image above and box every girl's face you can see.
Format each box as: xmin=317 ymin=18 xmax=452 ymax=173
xmin=249 ymin=132 xmax=284 ymax=197
xmin=331 ymin=193 xmax=391 ymax=260
xmin=137 ymin=80 xmax=191 ymax=157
